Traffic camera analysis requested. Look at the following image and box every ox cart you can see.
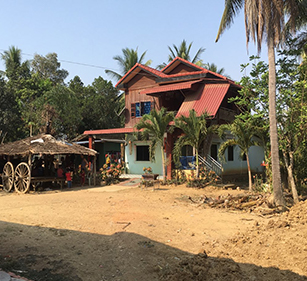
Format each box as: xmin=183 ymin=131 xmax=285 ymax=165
xmin=0 ymin=134 xmax=97 ymax=193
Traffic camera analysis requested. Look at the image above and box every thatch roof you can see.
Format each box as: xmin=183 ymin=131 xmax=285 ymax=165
xmin=0 ymin=134 xmax=97 ymax=157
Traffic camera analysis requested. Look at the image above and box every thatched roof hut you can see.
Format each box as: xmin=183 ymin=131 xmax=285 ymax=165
xmin=0 ymin=134 xmax=97 ymax=157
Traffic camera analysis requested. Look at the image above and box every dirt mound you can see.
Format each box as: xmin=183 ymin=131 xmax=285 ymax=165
xmin=284 ymin=200 xmax=307 ymax=225
xmin=162 ymin=199 xmax=307 ymax=280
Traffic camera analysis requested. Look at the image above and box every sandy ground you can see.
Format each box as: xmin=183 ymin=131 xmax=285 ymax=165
xmin=0 ymin=181 xmax=306 ymax=281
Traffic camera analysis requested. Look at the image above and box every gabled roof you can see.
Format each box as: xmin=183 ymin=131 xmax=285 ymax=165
xmin=116 ymin=64 xmax=167 ymax=89
xmin=161 ymin=57 xmax=205 ymax=74
xmin=116 ymin=57 xmax=237 ymax=90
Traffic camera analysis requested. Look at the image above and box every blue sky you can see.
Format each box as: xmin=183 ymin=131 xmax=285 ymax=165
xmin=0 ymin=1 xmax=267 ymax=86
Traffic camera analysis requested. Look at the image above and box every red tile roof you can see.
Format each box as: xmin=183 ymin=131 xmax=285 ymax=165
xmin=83 ymin=127 xmax=137 ymax=135
xmin=140 ymin=79 xmax=203 ymax=95
xmin=176 ymin=84 xmax=230 ymax=118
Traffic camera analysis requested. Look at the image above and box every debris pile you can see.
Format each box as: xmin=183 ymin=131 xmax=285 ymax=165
xmin=188 ymin=192 xmax=282 ymax=215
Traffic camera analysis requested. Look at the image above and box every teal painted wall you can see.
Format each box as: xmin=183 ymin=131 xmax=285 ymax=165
xmin=123 ymin=134 xmax=264 ymax=177
xmin=125 ymin=140 xmax=163 ymax=175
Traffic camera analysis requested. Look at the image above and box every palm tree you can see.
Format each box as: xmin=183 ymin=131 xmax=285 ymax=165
xmin=216 ymin=0 xmax=300 ymax=207
xmin=157 ymin=40 xmax=205 ymax=69
xmin=105 ymin=47 xmax=152 ymax=81
xmin=135 ymin=108 xmax=174 ymax=182
xmin=218 ymin=119 xmax=260 ymax=192
xmin=290 ymin=0 xmax=307 ymax=60
xmin=203 ymin=62 xmax=231 ymax=78
xmin=173 ymin=110 xmax=215 ymax=178
xmin=1 ymin=46 xmax=22 ymax=80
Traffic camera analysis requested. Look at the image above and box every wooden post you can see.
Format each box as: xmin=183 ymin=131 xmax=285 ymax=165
xmin=89 ymin=135 xmax=93 ymax=149
xmin=165 ymin=132 xmax=174 ymax=180
xmin=28 ymin=154 xmax=32 ymax=166
xmin=93 ymin=155 xmax=96 ymax=186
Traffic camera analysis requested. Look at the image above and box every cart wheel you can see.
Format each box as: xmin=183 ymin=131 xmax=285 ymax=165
xmin=2 ymin=162 xmax=14 ymax=192
xmin=14 ymin=162 xmax=31 ymax=194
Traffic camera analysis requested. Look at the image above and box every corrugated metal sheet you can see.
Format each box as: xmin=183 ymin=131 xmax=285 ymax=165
xmin=176 ymin=84 xmax=230 ymax=118
xmin=140 ymin=79 xmax=202 ymax=95
xmin=83 ymin=127 xmax=136 ymax=135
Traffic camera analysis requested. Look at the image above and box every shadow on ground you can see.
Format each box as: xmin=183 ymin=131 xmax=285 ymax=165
xmin=0 ymin=221 xmax=306 ymax=281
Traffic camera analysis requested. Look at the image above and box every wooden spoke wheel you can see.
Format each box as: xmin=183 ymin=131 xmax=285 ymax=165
xmin=14 ymin=162 xmax=31 ymax=194
xmin=2 ymin=162 xmax=14 ymax=192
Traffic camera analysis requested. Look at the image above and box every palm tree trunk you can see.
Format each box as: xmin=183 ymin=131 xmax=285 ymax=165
xmin=287 ymin=166 xmax=299 ymax=204
xmin=195 ymin=148 xmax=199 ymax=179
xmin=161 ymin=145 xmax=166 ymax=183
xmin=246 ymin=153 xmax=253 ymax=192
xmin=268 ymin=38 xmax=285 ymax=207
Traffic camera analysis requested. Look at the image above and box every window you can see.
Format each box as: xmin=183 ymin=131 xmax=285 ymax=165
xmin=131 ymin=101 xmax=152 ymax=118
xmin=136 ymin=145 xmax=150 ymax=161
xmin=243 ymin=153 xmax=247 ymax=161
xmin=181 ymin=145 xmax=193 ymax=156
xmin=135 ymin=102 xmax=141 ymax=117
xmin=228 ymin=146 xmax=234 ymax=161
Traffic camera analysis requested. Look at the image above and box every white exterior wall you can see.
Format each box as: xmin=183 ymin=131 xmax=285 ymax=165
xmin=222 ymin=145 xmax=265 ymax=175
xmin=125 ymin=140 xmax=163 ymax=175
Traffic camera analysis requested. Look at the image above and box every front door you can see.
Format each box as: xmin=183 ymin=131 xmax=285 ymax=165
xmin=211 ymin=144 xmax=218 ymax=161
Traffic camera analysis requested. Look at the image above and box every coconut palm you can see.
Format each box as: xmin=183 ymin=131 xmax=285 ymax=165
xmin=203 ymin=62 xmax=231 ymax=78
xmin=218 ymin=119 xmax=260 ymax=192
xmin=296 ymin=31 xmax=307 ymax=59
xmin=1 ymin=46 xmax=21 ymax=68
xmin=173 ymin=110 xmax=216 ymax=178
xmin=290 ymin=0 xmax=307 ymax=59
xmin=216 ymin=0 xmax=301 ymax=207
xmin=1 ymin=46 xmax=23 ymax=80
xmin=135 ymin=108 xmax=174 ymax=183
xmin=157 ymin=40 xmax=205 ymax=69
xmin=105 ymin=47 xmax=152 ymax=81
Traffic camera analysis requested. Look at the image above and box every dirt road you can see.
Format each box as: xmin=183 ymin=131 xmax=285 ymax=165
xmin=0 ymin=183 xmax=306 ymax=280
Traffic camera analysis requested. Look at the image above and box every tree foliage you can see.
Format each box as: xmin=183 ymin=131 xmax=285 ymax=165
xmin=216 ymin=0 xmax=301 ymax=207
xmin=135 ymin=108 xmax=174 ymax=182
xmin=218 ymin=118 xmax=261 ymax=191
xmin=157 ymin=40 xmax=205 ymax=69
xmin=105 ymin=47 xmax=152 ymax=81
xmin=0 ymin=47 xmax=123 ymax=141
xmin=233 ymin=41 xmax=307 ymax=202
xmin=31 ymin=53 xmax=69 ymax=85
xmin=173 ymin=110 xmax=215 ymax=178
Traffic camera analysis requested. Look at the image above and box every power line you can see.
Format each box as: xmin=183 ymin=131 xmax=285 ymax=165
xmin=0 ymin=49 xmax=117 ymax=71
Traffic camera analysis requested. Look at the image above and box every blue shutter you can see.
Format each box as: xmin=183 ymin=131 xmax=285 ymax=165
xmin=144 ymin=101 xmax=151 ymax=115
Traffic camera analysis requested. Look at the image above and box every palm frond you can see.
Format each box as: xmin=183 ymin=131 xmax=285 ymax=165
xmin=218 ymin=139 xmax=238 ymax=162
xmin=216 ymin=0 xmax=244 ymax=42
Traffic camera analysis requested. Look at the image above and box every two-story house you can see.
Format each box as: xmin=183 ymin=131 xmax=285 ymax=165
xmin=83 ymin=57 xmax=264 ymax=179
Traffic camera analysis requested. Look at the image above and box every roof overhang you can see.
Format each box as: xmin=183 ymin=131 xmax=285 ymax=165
xmin=83 ymin=127 xmax=137 ymax=136
xmin=140 ymin=79 xmax=203 ymax=96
